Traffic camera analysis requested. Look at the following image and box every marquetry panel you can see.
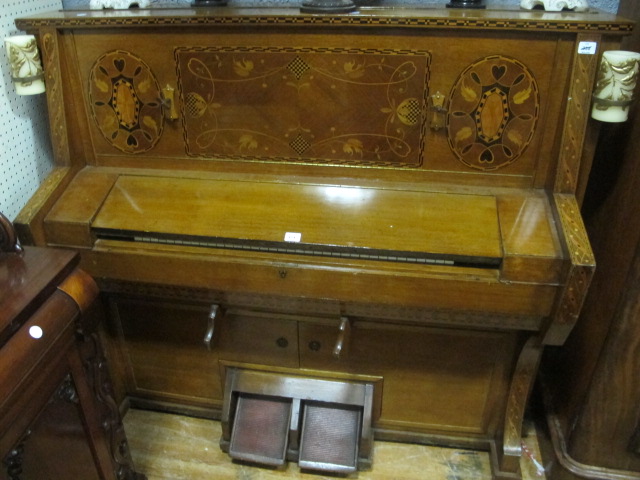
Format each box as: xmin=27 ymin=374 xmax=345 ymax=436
xmin=14 ymin=12 xmax=635 ymax=34
xmin=554 ymin=34 xmax=601 ymax=194
xmin=447 ymin=55 xmax=539 ymax=171
xmin=89 ymin=50 xmax=164 ymax=154
xmin=175 ymin=46 xmax=430 ymax=167
xmin=41 ymin=28 xmax=70 ymax=166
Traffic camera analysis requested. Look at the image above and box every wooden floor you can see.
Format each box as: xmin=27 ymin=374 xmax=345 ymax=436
xmin=123 ymin=409 xmax=547 ymax=480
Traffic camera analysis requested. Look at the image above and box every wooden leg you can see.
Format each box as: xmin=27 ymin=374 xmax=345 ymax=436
xmin=493 ymin=337 xmax=543 ymax=479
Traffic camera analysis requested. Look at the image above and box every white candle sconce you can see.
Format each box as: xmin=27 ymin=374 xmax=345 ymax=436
xmin=520 ymin=0 xmax=589 ymax=11
xmin=4 ymin=35 xmax=45 ymax=96
xmin=592 ymin=50 xmax=640 ymax=123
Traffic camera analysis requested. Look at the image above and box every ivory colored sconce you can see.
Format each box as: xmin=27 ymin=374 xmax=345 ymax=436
xmin=4 ymin=35 xmax=45 ymax=95
xmin=520 ymin=0 xmax=589 ymax=11
xmin=592 ymin=50 xmax=640 ymax=123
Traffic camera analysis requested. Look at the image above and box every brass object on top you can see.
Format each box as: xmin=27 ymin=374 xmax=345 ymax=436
xmin=300 ymin=0 xmax=357 ymax=14
xmin=192 ymin=0 xmax=227 ymax=6
xmin=447 ymin=0 xmax=486 ymax=8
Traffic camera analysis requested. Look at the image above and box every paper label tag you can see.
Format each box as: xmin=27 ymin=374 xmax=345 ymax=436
xmin=284 ymin=232 xmax=302 ymax=243
xmin=578 ymin=41 xmax=597 ymax=55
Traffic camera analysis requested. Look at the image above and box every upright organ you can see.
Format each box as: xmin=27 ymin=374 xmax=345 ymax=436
xmin=14 ymin=6 xmax=632 ymax=479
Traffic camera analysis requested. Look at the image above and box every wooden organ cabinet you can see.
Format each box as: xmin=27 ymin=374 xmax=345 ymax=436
xmin=13 ymin=6 xmax=632 ymax=479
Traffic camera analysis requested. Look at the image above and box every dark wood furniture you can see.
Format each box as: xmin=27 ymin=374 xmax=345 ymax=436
xmin=538 ymin=2 xmax=640 ymax=478
xmin=0 ymin=215 xmax=143 ymax=480
xmin=13 ymin=6 xmax=633 ymax=479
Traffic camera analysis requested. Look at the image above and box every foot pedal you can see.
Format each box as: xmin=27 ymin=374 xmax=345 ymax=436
xmin=220 ymin=368 xmax=378 ymax=471
xmin=299 ymin=401 xmax=361 ymax=473
xmin=228 ymin=393 xmax=292 ymax=466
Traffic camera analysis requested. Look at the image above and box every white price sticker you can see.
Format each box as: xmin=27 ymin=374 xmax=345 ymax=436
xmin=29 ymin=325 xmax=43 ymax=339
xmin=578 ymin=41 xmax=597 ymax=55
xmin=284 ymin=232 xmax=302 ymax=243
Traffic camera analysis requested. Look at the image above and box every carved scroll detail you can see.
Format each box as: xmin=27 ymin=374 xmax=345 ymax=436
xmin=555 ymin=34 xmax=601 ymax=194
xmin=54 ymin=374 xmax=80 ymax=404
xmin=3 ymin=438 xmax=27 ymax=480
xmin=447 ymin=55 xmax=539 ymax=171
xmin=79 ymin=330 xmax=146 ymax=480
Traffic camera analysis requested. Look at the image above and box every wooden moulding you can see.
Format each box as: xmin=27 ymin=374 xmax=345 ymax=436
xmin=14 ymin=7 xmax=634 ymax=34
xmin=544 ymin=194 xmax=596 ymax=346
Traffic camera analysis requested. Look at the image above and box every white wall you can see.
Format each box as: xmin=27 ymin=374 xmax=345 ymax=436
xmin=0 ymin=0 xmax=61 ymax=221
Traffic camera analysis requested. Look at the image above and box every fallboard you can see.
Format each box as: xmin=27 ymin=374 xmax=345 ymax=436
xmin=91 ymin=175 xmax=503 ymax=268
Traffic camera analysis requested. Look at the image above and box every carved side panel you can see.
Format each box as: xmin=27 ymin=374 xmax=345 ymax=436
xmin=89 ymin=50 xmax=164 ymax=154
xmin=79 ymin=329 xmax=145 ymax=480
xmin=41 ymin=28 xmax=70 ymax=166
xmin=555 ymin=34 xmax=601 ymax=194
xmin=447 ymin=55 xmax=539 ymax=171
xmin=175 ymin=46 xmax=430 ymax=167
xmin=2 ymin=376 xmax=78 ymax=480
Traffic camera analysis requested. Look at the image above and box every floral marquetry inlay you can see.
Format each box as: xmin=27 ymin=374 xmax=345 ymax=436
xmin=89 ymin=50 xmax=164 ymax=154
xmin=447 ymin=55 xmax=539 ymax=171
xmin=175 ymin=46 xmax=430 ymax=167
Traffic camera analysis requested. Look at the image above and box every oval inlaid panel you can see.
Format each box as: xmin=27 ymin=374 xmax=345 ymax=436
xmin=447 ymin=55 xmax=539 ymax=171
xmin=89 ymin=50 xmax=163 ymax=154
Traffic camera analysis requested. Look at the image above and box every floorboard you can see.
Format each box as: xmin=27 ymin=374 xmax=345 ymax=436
xmin=123 ymin=409 xmax=547 ymax=480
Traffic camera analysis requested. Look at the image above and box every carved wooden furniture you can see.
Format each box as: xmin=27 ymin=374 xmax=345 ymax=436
xmin=534 ymin=2 xmax=640 ymax=476
xmin=0 ymin=216 xmax=143 ymax=480
xmin=13 ymin=6 xmax=632 ymax=479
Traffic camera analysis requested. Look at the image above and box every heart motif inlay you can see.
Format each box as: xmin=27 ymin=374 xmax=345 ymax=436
xmin=492 ymin=65 xmax=507 ymax=80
